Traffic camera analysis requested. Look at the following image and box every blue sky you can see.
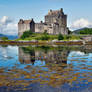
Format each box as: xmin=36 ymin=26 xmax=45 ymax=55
xmin=0 ymin=0 xmax=92 ymax=35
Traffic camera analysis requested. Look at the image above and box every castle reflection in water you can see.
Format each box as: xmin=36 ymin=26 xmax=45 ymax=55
xmin=18 ymin=45 xmax=92 ymax=65
xmin=18 ymin=46 xmax=70 ymax=65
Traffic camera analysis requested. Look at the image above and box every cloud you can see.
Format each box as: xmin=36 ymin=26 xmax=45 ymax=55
xmin=70 ymin=51 xmax=85 ymax=56
xmin=0 ymin=16 xmax=18 ymax=35
xmin=0 ymin=16 xmax=13 ymax=25
xmin=70 ymin=18 xmax=92 ymax=30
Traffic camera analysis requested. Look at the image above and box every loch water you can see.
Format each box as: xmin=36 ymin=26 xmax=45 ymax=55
xmin=0 ymin=45 xmax=92 ymax=92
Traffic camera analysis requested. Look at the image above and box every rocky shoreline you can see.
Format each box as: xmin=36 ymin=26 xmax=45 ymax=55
xmin=0 ymin=40 xmax=92 ymax=45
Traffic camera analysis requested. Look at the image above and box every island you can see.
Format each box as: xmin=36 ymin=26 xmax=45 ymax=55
xmin=0 ymin=8 xmax=92 ymax=45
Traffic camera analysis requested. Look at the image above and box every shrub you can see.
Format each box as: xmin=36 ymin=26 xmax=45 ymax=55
xmin=43 ymin=30 xmax=47 ymax=34
xmin=41 ymin=35 xmax=49 ymax=40
xmin=58 ymin=34 xmax=64 ymax=40
xmin=64 ymin=35 xmax=70 ymax=40
xmin=43 ymin=30 xmax=48 ymax=36
xmin=1 ymin=37 xmax=8 ymax=41
xmin=21 ymin=30 xmax=33 ymax=39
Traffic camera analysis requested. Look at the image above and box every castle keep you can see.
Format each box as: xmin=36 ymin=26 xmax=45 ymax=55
xmin=18 ymin=8 xmax=69 ymax=37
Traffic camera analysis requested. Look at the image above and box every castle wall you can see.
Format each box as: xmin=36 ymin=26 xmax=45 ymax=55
xmin=45 ymin=15 xmax=59 ymax=24
xmin=18 ymin=23 xmax=31 ymax=38
xmin=62 ymin=15 xmax=67 ymax=27
xmin=35 ymin=23 xmax=68 ymax=35
xmin=45 ymin=16 xmax=54 ymax=24
xmin=35 ymin=23 xmax=45 ymax=33
xmin=46 ymin=25 xmax=53 ymax=34
xmin=35 ymin=23 xmax=54 ymax=34
xmin=30 ymin=22 xmax=35 ymax=33
xmin=58 ymin=27 xmax=68 ymax=35
xmin=18 ymin=21 xmax=35 ymax=38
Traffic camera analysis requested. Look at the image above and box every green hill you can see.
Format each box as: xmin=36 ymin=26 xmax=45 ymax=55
xmin=73 ymin=28 xmax=92 ymax=35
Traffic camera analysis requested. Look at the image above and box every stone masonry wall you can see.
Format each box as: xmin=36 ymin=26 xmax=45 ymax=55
xmin=18 ymin=19 xmax=35 ymax=38
xmin=18 ymin=23 xmax=31 ymax=38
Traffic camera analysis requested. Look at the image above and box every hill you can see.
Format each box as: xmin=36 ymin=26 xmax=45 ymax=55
xmin=73 ymin=27 xmax=89 ymax=34
xmin=73 ymin=27 xmax=92 ymax=35
xmin=0 ymin=34 xmax=18 ymax=40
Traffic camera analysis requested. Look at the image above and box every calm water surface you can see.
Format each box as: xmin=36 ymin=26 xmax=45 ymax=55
xmin=0 ymin=45 xmax=92 ymax=92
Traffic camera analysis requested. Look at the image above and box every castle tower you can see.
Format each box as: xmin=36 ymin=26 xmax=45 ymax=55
xmin=18 ymin=19 xmax=35 ymax=38
xmin=45 ymin=8 xmax=65 ymax=24
xmin=45 ymin=8 xmax=68 ymax=35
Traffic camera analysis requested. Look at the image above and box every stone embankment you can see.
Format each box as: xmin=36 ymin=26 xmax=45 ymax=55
xmin=0 ymin=40 xmax=92 ymax=45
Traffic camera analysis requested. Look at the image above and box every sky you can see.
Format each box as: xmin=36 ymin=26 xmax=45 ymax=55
xmin=0 ymin=0 xmax=92 ymax=35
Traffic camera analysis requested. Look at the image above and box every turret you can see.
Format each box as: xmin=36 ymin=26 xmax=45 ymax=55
xmin=60 ymin=8 xmax=63 ymax=12
xmin=18 ymin=19 xmax=24 ymax=24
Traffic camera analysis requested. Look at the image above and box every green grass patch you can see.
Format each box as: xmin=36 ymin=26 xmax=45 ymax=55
xmin=16 ymin=31 xmax=81 ymax=41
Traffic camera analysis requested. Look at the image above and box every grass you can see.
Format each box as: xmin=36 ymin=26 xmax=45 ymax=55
xmin=16 ymin=33 xmax=57 ymax=41
xmin=16 ymin=33 xmax=81 ymax=41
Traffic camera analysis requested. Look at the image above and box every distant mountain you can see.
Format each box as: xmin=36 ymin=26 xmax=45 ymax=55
xmin=73 ymin=27 xmax=91 ymax=34
xmin=0 ymin=34 xmax=18 ymax=40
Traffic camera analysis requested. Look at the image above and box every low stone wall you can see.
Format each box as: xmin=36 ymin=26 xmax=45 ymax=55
xmin=81 ymin=35 xmax=92 ymax=41
xmin=54 ymin=41 xmax=83 ymax=45
xmin=0 ymin=40 xmax=85 ymax=45
xmin=0 ymin=40 xmax=92 ymax=45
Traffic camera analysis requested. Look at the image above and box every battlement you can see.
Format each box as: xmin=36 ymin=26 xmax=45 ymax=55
xmin=48 ymin=8 xmax=63 ymax=15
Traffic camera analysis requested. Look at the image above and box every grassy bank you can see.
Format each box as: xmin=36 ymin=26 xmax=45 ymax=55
xmin=16 ymin=32 xmax=81 ymax=41
xmin=0 ymin=40 xmax=84 ymax=45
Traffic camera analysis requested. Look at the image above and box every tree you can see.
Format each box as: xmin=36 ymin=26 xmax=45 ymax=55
xmin=39 ymin=30 xmax=49 ymax=40
xmin=1 ymin=37 xmax=8 ymax=41
xmin=68 ymin=30 xmax=72 ymax=34
xmin=21 ymin=30 xmax=33 ymax=39
xmin=79 ymin=28 xmax=92 ymax=34
xmin=43 ymin=30 xmax=48 ymax=35
xmin=58 ymin=34 xmax=64 ymax=40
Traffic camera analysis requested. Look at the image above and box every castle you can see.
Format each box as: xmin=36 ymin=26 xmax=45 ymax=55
xmin=18 ymin=8 xmax=69 ymax=37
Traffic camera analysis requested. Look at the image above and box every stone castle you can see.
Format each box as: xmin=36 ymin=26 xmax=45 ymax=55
xmin=18 ymin=8 xmax=69 ymax=37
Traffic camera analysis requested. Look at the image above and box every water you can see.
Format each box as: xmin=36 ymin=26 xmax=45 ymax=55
xmin=0 ymin=45 xmax=92 ymax=92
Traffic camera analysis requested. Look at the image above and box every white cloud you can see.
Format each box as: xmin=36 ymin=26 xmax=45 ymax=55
xmin=70 ymin=51 xmax=85 ymax=56
xmin=0 ymin=16 xmax=18 ymax=35
xmin=0 ymin=16 xmax=13 ymax=25
xmin=70 ymin=18 xmax=92 ymax=30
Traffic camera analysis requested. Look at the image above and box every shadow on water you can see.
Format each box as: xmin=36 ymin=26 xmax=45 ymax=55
xmin=0 ymin=45 xmax=92 ymax=92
